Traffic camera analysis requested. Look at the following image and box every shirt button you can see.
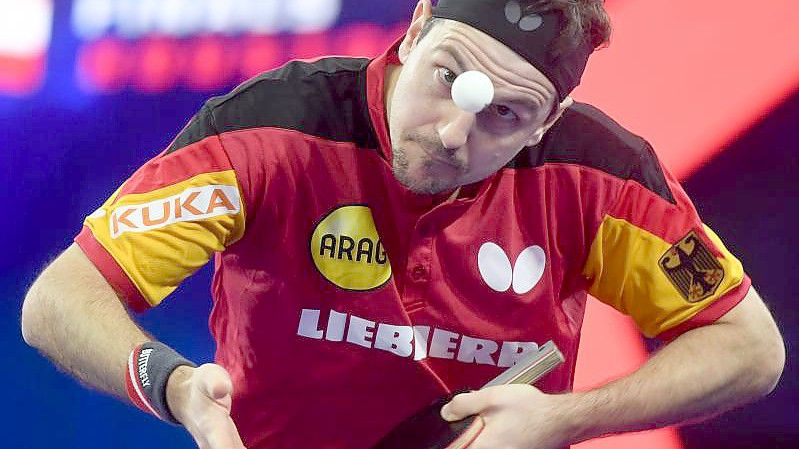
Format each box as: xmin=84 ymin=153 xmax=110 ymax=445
xmin=411 ymin=265 xmax=427 ymax=280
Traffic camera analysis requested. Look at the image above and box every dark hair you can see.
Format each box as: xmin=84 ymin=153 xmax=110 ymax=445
xmin=419 ymin=0 xmax=612 ymax=60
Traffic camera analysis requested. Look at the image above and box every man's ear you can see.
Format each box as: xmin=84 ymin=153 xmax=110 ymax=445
xmin=398 ymin=0 xmax=434 ymax=63
xmin=525 ymin=96 xmax=574 ymax=146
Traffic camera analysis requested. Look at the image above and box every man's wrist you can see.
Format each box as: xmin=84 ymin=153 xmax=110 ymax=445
xmin=124 ymin=342 xmax=197 ymax=424
xmin=554 ymin=391 xmax=604 ymax=445
xmin=165 ymin=365 xmax=194 ymax=425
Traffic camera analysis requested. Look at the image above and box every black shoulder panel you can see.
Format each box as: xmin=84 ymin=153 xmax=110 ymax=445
xmin=167 ymin=57 xmax=379 ymax=153
xmin=507 ymin=102 xmax=675 ymax=203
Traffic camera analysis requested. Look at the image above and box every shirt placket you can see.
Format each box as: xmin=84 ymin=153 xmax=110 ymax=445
xmin=401 ymin=215 xmax=435 ymax=313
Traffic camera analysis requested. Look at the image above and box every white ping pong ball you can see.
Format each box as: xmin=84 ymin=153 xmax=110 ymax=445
xmin=451 ymin=70 xmax=495 ymax=113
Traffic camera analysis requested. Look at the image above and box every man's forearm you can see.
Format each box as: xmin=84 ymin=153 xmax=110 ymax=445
xmin=563 ymin=289 xmax=784 ymax=443
xmin=21 ymin=244 xmax=151 ymax=399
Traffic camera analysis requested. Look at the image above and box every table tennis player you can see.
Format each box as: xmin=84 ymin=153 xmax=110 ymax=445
xmin=22 ymin=1 xmax=785 ymax=448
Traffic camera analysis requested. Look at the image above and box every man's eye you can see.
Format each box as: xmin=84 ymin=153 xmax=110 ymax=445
xmin=489 ymin=104 xmax=519 ymax=121
xmin=437 ymin=68 xmax=457 ymax=85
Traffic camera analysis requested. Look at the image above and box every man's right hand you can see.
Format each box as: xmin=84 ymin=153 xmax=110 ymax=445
xmin=166 ymin=363 xmax=247 ymax=449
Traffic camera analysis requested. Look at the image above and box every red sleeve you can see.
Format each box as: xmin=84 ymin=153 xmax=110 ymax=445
xmin=583 ymin=150 xmax=750 ymax=339
xmin=74 ymin=108 xmax=247 ymax=311
xmin=75 ymin=226 xmax=151 ymax=312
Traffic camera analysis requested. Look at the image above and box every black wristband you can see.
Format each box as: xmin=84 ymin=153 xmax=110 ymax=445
xmin=125 ymin=341 xmax=197 ymax=424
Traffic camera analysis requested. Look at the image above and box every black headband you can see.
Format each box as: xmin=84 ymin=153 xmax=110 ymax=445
xmin=432 ymin=0 xmax=594 ymax=101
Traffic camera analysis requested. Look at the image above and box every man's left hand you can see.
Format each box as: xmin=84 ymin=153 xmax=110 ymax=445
xmin=440 ymin=384 xmax=575 ymax=449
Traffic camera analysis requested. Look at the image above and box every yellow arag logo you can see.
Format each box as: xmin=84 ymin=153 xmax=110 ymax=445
xmin=310 ymin=205 xmax=391 ymax=291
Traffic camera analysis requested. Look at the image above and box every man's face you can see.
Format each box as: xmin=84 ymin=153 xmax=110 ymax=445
xmin=388 ymin=19 xmax=563 ymax=195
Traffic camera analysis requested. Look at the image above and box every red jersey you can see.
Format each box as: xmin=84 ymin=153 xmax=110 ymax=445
xmin=75 ymin=41 xmax=750 ymax=448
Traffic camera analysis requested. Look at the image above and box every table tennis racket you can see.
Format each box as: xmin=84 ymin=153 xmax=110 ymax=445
xmin=372 ymin=340 xmax=565 ymax=449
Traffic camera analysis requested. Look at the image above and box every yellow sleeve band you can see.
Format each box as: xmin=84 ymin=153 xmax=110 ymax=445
xmin=84 ymin=170 xmax=245 ymax=306
xmin=583 ymin=216 xmax=745 ymax=337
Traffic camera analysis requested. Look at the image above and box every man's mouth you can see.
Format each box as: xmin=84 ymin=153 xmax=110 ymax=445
xmin=420 ymin=144 xmax=462 ymax=170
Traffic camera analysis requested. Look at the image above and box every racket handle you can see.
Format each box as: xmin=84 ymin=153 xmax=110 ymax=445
xmin=482 ymin=341 xmax=564 ymax=388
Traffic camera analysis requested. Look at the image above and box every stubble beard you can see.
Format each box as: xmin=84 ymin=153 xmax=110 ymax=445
xmin=391 ymin=144 xmax=455 ymax=195
xmin=390 ymin=130 xmax=466 ymax=194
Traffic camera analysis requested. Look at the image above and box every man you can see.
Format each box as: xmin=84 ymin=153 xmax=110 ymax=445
xmin=21 ymin=1 xmax=785 ymax=448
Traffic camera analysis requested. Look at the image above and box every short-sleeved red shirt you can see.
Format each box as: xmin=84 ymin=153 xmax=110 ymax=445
xmin=76 ymin=41 xmax=750 ymax=449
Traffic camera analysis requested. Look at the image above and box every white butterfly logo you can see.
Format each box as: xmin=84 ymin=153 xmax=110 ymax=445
xmin=477 ymin=242 xmax=547 ymax=294
xmin=504 ymin=1 xmax=544 ymax=32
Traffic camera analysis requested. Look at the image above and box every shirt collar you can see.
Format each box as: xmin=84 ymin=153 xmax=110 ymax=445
xmin=365 ymin=36 xmax=403 ymax=164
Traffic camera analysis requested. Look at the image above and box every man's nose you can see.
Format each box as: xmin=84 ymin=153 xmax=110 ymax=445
xmin=437 ymin=109 xmax=476 ymax=151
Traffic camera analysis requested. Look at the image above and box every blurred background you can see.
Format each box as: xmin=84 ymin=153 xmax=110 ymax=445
xmin=2 ymin=0 xmax=796 ymax=447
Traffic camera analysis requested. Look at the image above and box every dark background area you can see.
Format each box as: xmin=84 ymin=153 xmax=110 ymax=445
xmin=679 ymin=88 xmax=799 ymax=449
